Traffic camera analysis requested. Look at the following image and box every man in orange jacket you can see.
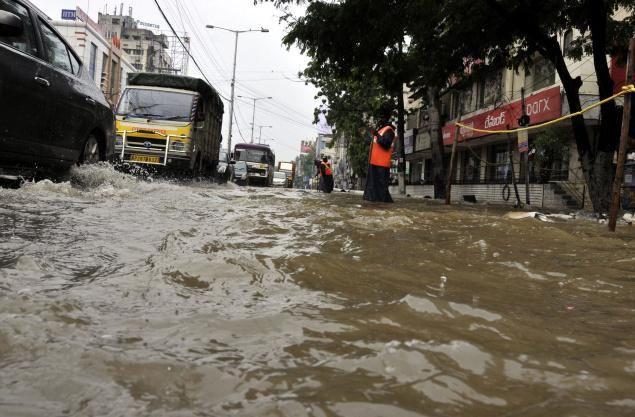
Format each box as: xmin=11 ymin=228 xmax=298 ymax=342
xmin=317 ymin=156 xmax=334 ymax=193
xmin=363 ymin=111 xmax=396 ymax=202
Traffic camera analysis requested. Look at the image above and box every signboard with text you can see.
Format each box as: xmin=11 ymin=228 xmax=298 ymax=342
xmin=61 ymin=9 xmax=76 ymax=20
xmin=442 ymin=86 xmax=562 ymax=145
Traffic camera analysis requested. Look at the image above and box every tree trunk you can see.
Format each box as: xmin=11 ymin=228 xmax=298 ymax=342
xmin=427 ymin=87 xmax=446 ymax=199
xmin=542 ymin=36 xmax=609 ymax=212
xmin=588 ymin=0 xmax=619 ymax=212
xmin=485 ymin=0 xmax=609 ymax=212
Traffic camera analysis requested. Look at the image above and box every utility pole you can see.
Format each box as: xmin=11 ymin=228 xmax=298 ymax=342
xmin=609 ymin=38 xmax=635 ymax=231
xmin=519 ymin=87 xmax=530 ymax=206
xmin=445 ymin=99 xmax=462 ymax=205
xmin=206 ymin=25 xmax=269 ymax=153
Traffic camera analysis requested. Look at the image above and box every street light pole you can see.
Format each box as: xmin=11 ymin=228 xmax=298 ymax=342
xmin=237 ymin=95 xmax=272 ymax=143
xmin=206 ymin=25 xmax=269 ymax=153
xmin=228 ymin=31 xmax=238 ymax=155
xmin=258 ymin=125 xmax=272 ymax=144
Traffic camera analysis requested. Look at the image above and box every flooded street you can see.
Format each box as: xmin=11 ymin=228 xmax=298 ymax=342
xmin=1 ymin=164 xmax=634 ymax=417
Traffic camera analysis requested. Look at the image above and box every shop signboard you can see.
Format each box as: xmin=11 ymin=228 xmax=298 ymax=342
xmin=442 ymin=86 xmax=562 ymax=145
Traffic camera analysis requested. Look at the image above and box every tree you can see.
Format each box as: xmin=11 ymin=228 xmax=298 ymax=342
xmin=408 ymin=0 xmax=635 ymax=211
xmin=280 ymin=0 xmax=423 ymax=194
xmin=305 ymin=65 xmax=391 ymax=179
xmin=260 ymin=0 xmax=635 ymax=211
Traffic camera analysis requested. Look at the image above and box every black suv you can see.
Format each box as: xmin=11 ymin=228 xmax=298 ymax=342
xmin=0 ymin=0 xmax=114 ymax=178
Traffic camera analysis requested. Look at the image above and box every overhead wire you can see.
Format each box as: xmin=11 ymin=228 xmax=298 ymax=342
xmin=152 ymin=0 xmax=230 ymax=102
xmin=167 ymin=0 xmax=232 ymax=88
xmin=233 ymin=112 xmax=247 ymax=143
xmin=235 ymin=82 xmax=310 ymax=121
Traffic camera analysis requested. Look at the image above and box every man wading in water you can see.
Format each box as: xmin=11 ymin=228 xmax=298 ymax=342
xmin=318 ymin=156 xmax=334 ymax=193
xmin=363 ymin=109 xmax=396 ymax=203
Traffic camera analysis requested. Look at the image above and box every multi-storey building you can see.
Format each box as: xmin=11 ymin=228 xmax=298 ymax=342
xmin=399 ymin=31 xmax=623 ymax=210
xmin=53 ymin=7 xmax=135 ymax=107
xmin=98 ymin=10 xmax=177 ymax=74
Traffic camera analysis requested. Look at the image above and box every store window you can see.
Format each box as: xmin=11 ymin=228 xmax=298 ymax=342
xmin=488 ymin=144 xmax=511 ymax=183
xmin=462 ymin=151 xmax=482 ymax=184
xmin=410 ymin=161 xmax=423 ymax=185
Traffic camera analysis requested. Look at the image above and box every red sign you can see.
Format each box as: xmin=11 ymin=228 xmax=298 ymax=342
xmin=442 ymin=86 xmax=562 ymax=145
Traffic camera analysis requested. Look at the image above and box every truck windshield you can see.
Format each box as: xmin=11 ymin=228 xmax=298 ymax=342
xmin=235 ymin=149 xmax=270 ymax=164
xmin=118 ymin=88 xmax=196 ymax=122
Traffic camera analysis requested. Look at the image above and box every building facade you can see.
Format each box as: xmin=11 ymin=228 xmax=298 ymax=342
xmin=53 ymin=7 xmax=135 ymax=107
xmin=98 ymin=10 xmax=184 ymax=74
xmin=398 ymin=30 xmax=617 ymax=210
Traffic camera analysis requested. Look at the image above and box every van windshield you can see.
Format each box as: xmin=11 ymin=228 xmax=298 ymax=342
xmin=118 ymin=88 xmax=196 ymax=122
xmin=235 ymin=149 xmax=271 ymax=164
xmin=274 ymin=172 xmax=287 ymax=179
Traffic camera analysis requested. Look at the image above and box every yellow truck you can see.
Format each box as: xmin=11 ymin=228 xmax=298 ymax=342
xmin=115 ymin=73 xmax=223 ymax=175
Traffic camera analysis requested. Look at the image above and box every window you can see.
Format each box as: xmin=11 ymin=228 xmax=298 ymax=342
xmin=38 ymin=19 xmax=72 ymax=73
xmin=69 ymin=49 xmax=81 ymax=75
xmin=117 ymin=88 xmax=196 ymax=122
xmin=101 ymin=52 xmax=108 ymax=88
xmin=0 ymin=0 xmax=37 ymax=55
xmin=89 ymin=42 xmax=97 ymax=80
xmin=563 ymin=29 xmax=574 ymax=54
xmin=478 ymin=72 xmax=503 ymax=108
xmin=109 ymin=59 xmax=117 ymax=96
xmin=526 ymin=55 xmax=556 ymax=93
xmin=459 ymin=87 xmax=473 ymax=115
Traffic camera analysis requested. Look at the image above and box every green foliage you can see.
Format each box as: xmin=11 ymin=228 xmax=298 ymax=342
xmin=262 ymin=0 xmax=635 ymax=210
xmin=348 ymin=132 xmax=370 ymax=177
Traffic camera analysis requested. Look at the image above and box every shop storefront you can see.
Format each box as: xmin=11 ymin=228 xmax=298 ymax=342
xmin=442 ymin=85 xmax=564 ymax=185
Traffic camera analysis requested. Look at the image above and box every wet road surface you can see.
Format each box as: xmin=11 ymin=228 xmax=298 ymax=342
xmin=1 ymin=164 xmax=634 ymax=417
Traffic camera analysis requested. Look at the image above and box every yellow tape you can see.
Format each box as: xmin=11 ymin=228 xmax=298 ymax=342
xmin=455 ymin=84 xmax=635 ymax=135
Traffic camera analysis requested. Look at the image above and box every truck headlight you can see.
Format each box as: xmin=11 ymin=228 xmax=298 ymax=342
xmin=171 ymin=141 xmax=185 ymax=151
xmin=115 ymin=135 xmax=123 ymax=147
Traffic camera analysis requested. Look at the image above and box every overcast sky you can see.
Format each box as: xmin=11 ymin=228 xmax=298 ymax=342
xmin=32 ymin=0 xmax=318 ymax=162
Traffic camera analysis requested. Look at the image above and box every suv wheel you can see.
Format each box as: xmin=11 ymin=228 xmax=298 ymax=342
xmin=80 ymin=135 xmax=101 ymax=165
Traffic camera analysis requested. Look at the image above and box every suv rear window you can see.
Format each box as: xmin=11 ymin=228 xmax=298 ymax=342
xmin=38 ymin=18 xmax=73 ymax=73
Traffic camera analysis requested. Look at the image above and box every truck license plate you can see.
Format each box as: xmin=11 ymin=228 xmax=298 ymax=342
xmin=130 ymin=154 xmax=160 ymax=164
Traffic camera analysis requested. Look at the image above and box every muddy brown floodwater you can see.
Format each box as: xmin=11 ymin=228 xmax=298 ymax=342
xmin=0 ymin=164 xmax=634 ymax=417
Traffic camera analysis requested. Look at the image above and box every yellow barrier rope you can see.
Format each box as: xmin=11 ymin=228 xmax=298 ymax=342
xmin=455 ymin=84 xmax=635 ymax=135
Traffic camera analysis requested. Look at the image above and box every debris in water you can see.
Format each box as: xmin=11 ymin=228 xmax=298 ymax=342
xmin=504 ymin=211 xmax=553 ymax=222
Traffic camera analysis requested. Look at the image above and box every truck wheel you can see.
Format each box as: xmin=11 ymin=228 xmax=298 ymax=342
xmin=80 ymin=135 xmax=101 ymax=165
